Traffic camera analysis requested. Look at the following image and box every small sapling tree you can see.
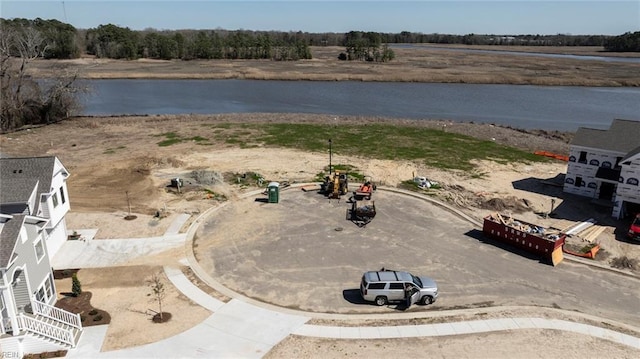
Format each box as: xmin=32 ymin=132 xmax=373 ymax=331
xmin=147 ymin=273 xmax=167 ymax=322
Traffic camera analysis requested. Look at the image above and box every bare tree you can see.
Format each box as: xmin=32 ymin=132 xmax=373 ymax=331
xmin=1 ymin=23 xmax=84 ymax=132
xmin=147 ymin=273 xmax=167 ymax=322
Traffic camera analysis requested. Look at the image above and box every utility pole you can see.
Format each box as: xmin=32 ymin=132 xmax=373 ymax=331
xmin=328 ymin=138 xmax=332 ymax=175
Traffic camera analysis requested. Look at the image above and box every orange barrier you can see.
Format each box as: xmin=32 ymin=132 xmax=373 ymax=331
xmin=534 ymin=150 xmax=569 ymax=162
xmin=562 ymin=244 xmax=600 ymax=259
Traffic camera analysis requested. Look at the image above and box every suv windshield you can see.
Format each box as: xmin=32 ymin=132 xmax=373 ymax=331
xmin=411 ymin=274 xmax=422 ymax=287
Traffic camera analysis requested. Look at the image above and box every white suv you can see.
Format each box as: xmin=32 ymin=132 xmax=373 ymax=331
xmin=360 ymin=269 xmax=438 ymax=306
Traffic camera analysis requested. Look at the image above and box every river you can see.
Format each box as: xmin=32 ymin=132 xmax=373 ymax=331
xmin=80 ymin=79 xmax=640 ymax=132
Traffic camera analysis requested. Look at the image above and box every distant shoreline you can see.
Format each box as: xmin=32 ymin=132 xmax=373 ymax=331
xmin=26 ymin=45 xmax=640 ymax=87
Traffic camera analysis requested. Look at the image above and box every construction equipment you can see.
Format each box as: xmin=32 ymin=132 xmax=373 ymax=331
xmin=354 ymin=176 xmax=376 ymax=200
xmin=320 ymin=171 xmax=349 ymax=199
xmin=347 ymin=199 xmax=376 ymax=227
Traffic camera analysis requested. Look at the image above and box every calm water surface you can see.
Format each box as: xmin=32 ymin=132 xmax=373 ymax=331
xmin=80 ymin=80 xmax=640 ymax=132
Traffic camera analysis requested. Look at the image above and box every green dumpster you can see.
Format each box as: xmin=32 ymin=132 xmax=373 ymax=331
xmin=267 ymin=182 xmax=280 ymax=203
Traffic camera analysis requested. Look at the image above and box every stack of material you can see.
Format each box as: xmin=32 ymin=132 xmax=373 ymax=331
xmin=577 ymin=225 xmax=606 ymax=243
xmin=563 ymin=218 xmax=596 ymax=235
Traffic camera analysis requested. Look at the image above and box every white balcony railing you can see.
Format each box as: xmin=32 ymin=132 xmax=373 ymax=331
xmin=17 ymin=314 xmax=75 ymax=347
xmin=32 ymin=300 xmax=82 ymax=329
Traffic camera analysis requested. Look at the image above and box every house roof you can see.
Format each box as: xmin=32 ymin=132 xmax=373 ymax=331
xmin=571 ymin=119 xmax=640 ymax=154
xmin=0 ymin=214 xmax=25 ymax=268
xmin=0 ymin=156 xmax=64 ymax=215
xmin=1 ymin=178 xmax=39 ymax=204
xmin=621 ymin=146 xmax=640 ymax=163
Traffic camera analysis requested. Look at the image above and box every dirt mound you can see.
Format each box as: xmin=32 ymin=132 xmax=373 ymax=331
xmin=187 ymin=170 xmax=224 ymax=186
xmin=479 ymin=196 xmax=529 ymax=213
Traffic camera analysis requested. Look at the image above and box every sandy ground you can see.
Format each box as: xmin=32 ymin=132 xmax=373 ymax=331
xmin=55 ymin=265 xmax=211 ymax=351
xmin=3 ymin=114 xmax=639 ymax=356
xmin=266 ymin=330 xmax=640 ymax=359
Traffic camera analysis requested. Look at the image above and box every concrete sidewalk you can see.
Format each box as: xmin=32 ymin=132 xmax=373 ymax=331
xmin=51 ymin=234 xmax=186 ymax=269
xmin=163 ymin=213 xmax=191 ymax=236
xmin=52 ymin=214 xmax=191 ymax=269
xmin=164 ymin=266 xmax=225 ymax=312
xmin=293 ymin=317 xmax=640 ymax=349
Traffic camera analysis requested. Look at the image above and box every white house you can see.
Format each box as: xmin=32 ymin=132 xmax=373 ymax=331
xmin=564 ymin=119 xmax=640 ymax=219
xmin=0 ymin=156 xmax=71 ymax=257
xmin=0 ymin=156 xmax=82 ymax=357
xmin=0 ymin=213 xmax=82 ymax=356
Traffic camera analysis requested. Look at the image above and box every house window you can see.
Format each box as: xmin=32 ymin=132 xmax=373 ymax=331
xmin=35 ymin=276 xmax=53 ymax=303
xmin=36 ymin=287 xmax=46 ymax=302
xmin=60 ymin=186 xmax=66 ymax=204
xmin=52 ymin=192 xmax=59 ymax=208
xmin=34 ymin=237 xmax=45 ymax=262
xmin=575 ymin=177 xmax=583 ymax=187
xmin=578 ymin=151 xmax=587 ymax=164
xmin=45 ymin=275 xmax=53 ymax=299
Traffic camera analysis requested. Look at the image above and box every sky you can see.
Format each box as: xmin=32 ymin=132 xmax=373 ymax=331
xmin=0 ymin=0 xmax=638 ymax=35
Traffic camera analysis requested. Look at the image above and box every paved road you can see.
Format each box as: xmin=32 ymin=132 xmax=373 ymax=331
xmin=194 ymin=188 xmax=640 ymax=325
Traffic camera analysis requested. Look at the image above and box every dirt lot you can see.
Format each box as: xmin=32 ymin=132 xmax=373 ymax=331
xmin=2 ymin=114 xmax=639 ymax=357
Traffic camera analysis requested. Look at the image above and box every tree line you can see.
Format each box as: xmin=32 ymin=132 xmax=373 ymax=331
xmin=2 ymin=18 xmax=638 ymax=62
xmin=84 ymin=25 xmax=313 ymax=61
xmin=603 ymin=31 xmax=640 ymax=52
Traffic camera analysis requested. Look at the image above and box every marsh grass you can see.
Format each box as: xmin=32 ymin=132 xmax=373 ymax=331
xmin=30 ymin=45 xmax=640 ymax=86
xmin=228 ymin=123 xmax=547 ymax=171
xmin=194 ymin=122 xmax=548 ymax=171
xmin=155 ymin=132 xmax=210 ymax=146
xmin=103 ymin=145 xmax=126 ymax=154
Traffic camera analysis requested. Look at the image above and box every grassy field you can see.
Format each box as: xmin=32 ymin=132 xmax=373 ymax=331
xmin=173 ymin=121 xmax=550 ymax=171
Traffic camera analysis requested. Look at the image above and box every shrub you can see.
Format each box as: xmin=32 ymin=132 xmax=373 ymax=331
xmin=71 ymin=273 xmax=82 ymax=297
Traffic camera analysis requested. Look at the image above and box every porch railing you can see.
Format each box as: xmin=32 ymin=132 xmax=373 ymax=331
xmin=32 ymin=300 xmax=82 ymax=329
xmin=17 ymin=314 xmax=75 ymax=347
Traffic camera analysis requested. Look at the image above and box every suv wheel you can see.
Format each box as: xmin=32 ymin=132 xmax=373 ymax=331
xmin=421 ymin=296 xmax=433 ymax=305
xmin=375 ymin=296 xmax=388 ymax=306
